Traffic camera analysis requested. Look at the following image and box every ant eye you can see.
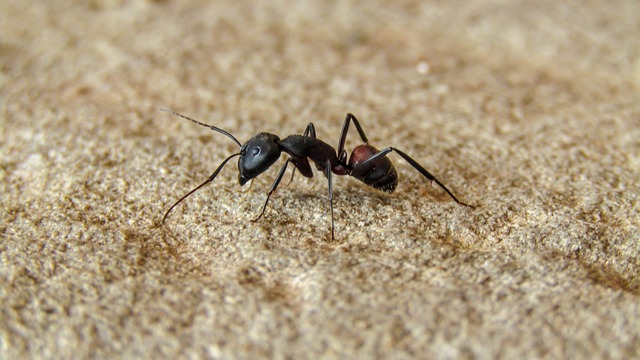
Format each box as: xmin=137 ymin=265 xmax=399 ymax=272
xmin=252 ymin=147 xmax=261 ymax=156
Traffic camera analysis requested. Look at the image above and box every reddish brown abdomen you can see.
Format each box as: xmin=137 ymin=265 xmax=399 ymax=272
xmin=349 ymin=145 xmax=398 ymax=192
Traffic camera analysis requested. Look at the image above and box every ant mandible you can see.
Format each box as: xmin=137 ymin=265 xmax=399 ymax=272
xmin=162 ymin=110 xmax=474 ymax=239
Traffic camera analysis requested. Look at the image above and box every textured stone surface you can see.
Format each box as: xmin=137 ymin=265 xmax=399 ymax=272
xmin=1 ymin=0 xmax=639 ymax=358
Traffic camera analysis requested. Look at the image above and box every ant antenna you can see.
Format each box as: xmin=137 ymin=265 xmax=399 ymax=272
xmin=162 ymin=152 xmax=241 ymax=224
xmin=161 ymin=109 xmax=242 ymax=147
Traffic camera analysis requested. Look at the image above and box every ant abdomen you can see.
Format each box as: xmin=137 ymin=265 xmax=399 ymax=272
xmin=349 ymin=144 xmax=398 ymax=193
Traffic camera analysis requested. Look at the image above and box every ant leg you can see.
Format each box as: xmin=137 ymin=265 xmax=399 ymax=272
xmin=163 ymin=152 xmax=241 ymax=224
xmin=325 ymin=160 xmax=335 ymax=240
xmin=338 ymin=113 xmax=369 ymax=163
xmin=253 ymin=158 xmax=292 ymax=222
xmin=303 ymin=122 xmax=317 ymax=138
xmin=287 ymin=123 xmax=317 ymax=186
xmin=356 ymin=147 xmax=474 ymax=207
xmin=285 ymin=168 xmax=297 ymax=187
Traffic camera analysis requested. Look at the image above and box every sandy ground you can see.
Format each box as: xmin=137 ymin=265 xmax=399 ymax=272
xmin=1 ymin=0 xmax=639 ymax=358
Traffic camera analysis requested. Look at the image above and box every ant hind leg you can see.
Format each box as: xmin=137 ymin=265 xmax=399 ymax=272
xmin=354 ymin=147 xmax=474 ymax=207
xmin=338 ymin=113 xmax=369 ymax=158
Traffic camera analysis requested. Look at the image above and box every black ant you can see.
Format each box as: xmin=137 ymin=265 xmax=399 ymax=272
xmin=162 ymin=110 xmax=474 ymax=239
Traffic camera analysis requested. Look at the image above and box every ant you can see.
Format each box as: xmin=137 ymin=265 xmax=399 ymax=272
xmin=162 ymin=110 xmax=474 ymax=239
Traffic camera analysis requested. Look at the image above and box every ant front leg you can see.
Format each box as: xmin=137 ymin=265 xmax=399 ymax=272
xmin=338 ymin=113 xmax=369 ymax=163
xmin=253 ymin=158 xmax=292 ymax=222
xmin=355 ymin=147 xmax=474 ymax=207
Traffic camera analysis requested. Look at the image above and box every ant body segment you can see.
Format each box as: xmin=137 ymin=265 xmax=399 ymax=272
xmin=162 ymin=110 xmax=473 ymax=239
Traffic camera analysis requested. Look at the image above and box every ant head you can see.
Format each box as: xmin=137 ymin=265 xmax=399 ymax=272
xmin=238 ymin=133 xmax=281 ymax=185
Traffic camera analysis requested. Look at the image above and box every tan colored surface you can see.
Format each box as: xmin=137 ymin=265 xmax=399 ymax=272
xmin=1 ymin=0 xmax=639 ymax=358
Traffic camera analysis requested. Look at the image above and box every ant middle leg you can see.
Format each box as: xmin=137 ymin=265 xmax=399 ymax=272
xmin=287 ymin=122 xmax=317 ymax=186
xmin=303 ymin=122 xmax=317 ymax=138
xmin=324 ymin=159 xmax=335 ymax=240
